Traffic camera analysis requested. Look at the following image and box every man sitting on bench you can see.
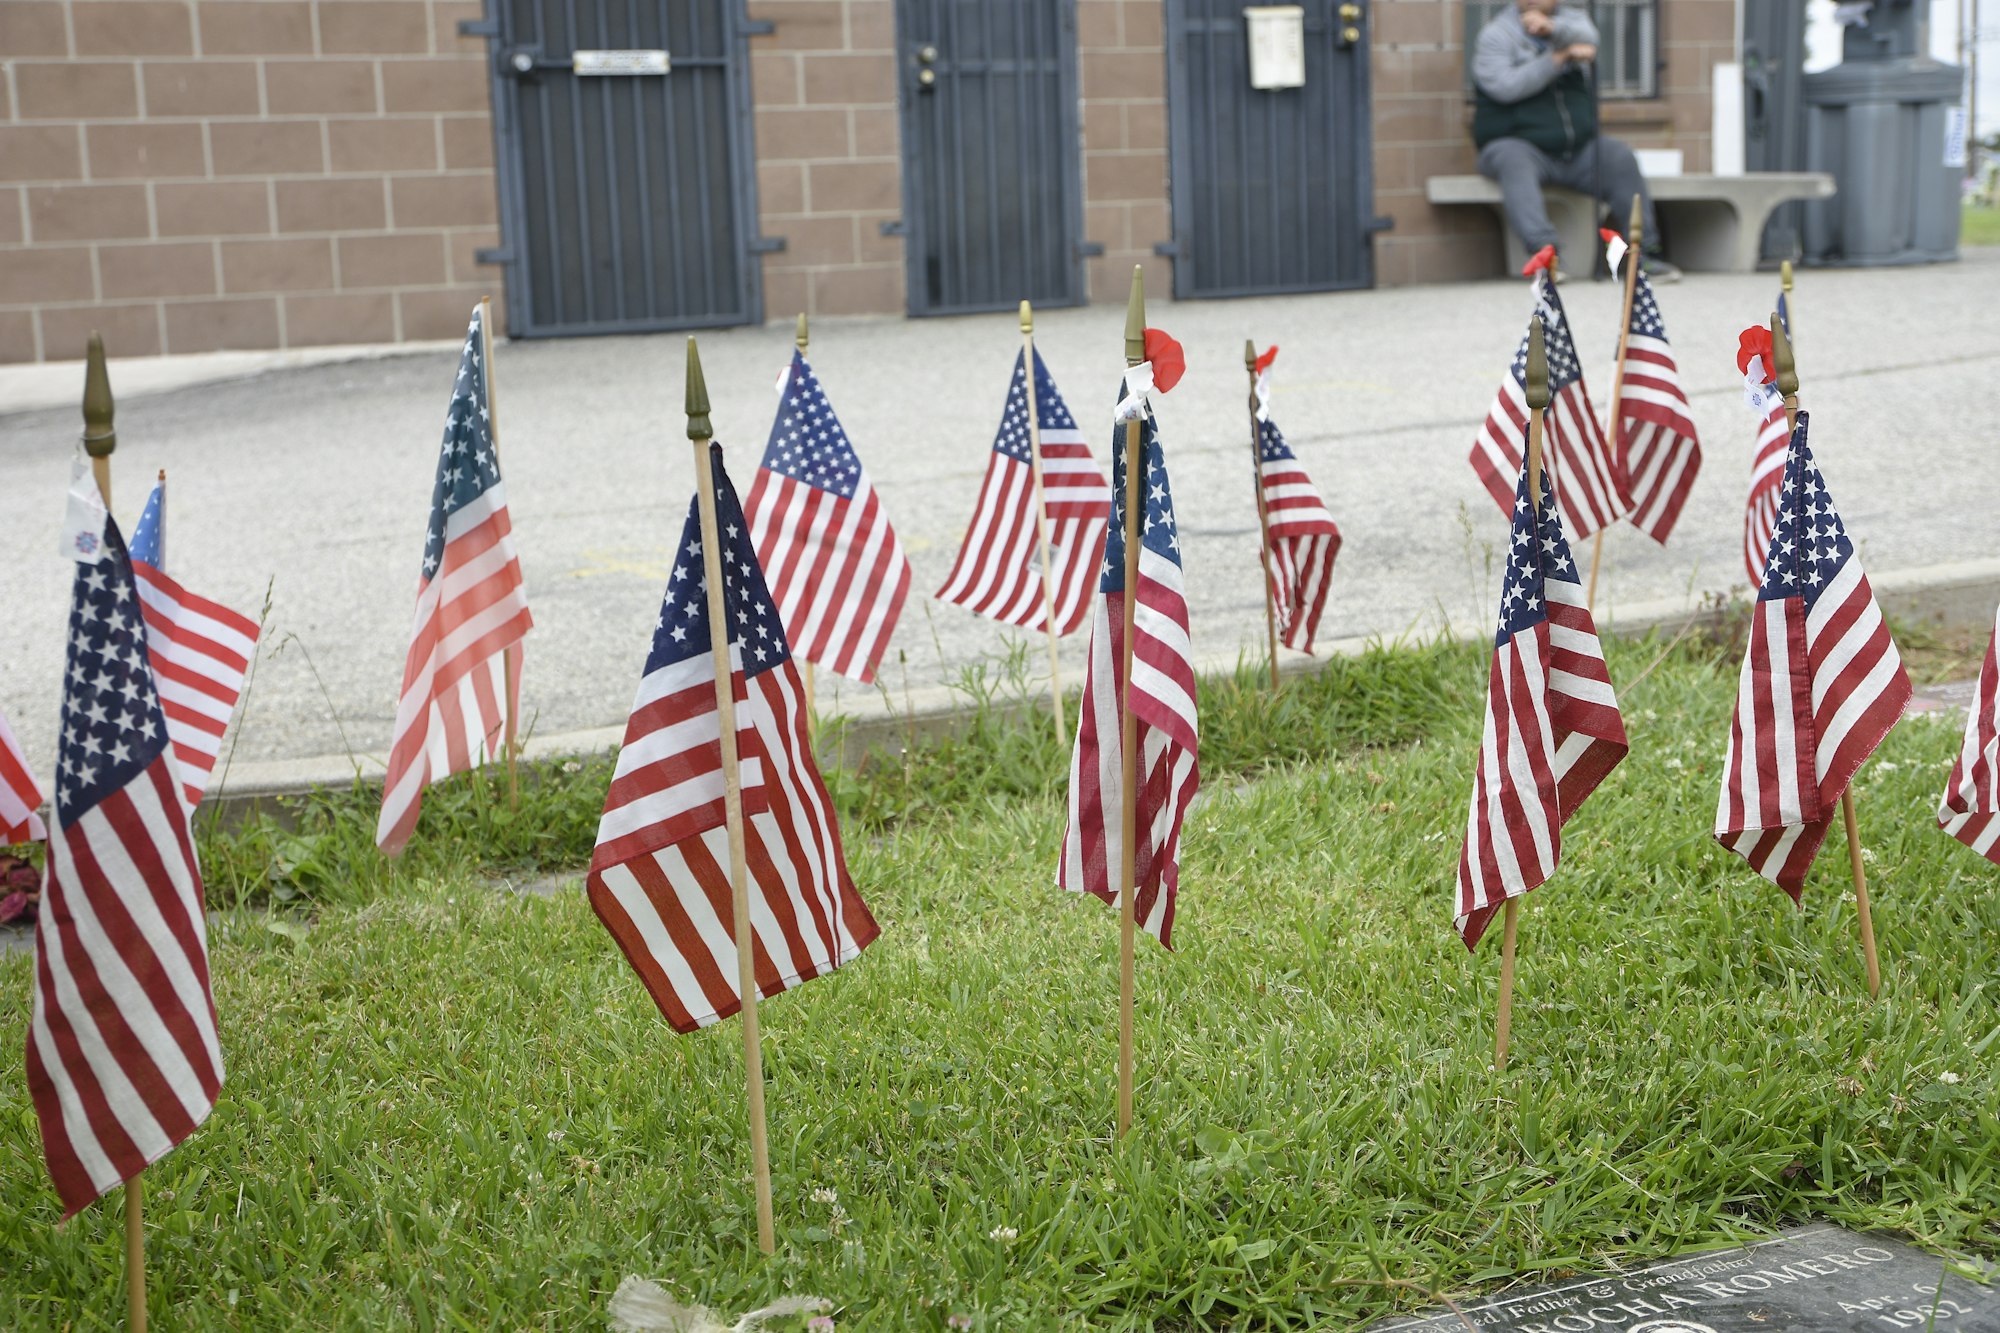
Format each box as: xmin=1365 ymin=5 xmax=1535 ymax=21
xmin=1471 ymin=0 xmax=1680 ymax=282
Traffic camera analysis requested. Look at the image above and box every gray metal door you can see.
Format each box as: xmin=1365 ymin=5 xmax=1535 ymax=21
xmin=895 ymin=0 xmax=1085 ymax=316
xmin=1743 ymin=0 xmax=1809 ymax=261
xmin=1165 ymin=0 xmax=1375 ymax=298
xmin=475 ymin=0 xmax=766 ymax=336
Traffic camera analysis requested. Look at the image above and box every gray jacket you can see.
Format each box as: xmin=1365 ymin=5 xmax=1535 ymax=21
xmin=1472 ymin=5 xmax=1600 ymax=105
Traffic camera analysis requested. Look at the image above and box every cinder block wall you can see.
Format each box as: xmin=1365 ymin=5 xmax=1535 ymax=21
xmin=0 ymin=0 xmax=503 ymax=363
xmin=1372 ymin=0 xmax=1732 ymax=283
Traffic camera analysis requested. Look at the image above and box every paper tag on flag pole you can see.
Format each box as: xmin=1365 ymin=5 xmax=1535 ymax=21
xmin=1600 ymin=227 xmax=1629 ymax=275
xmin=1741 ymin=356 xmax=1783 ymax=414
xmin=1113 ymin=361 xmax=1156 ymax=423
xmin=58 ymin=454 xmax=109 ymax=563
xmin=1253 ymin=369 xmax=1273 ymax=423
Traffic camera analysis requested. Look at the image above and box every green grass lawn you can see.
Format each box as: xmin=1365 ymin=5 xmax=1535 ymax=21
xmin=1963 ymin=204 xmax=2000 ymax=248
xmin=2 ymin=633 xmax=1996 ymax=1330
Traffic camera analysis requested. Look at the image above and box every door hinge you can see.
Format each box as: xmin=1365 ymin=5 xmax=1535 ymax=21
xmin=474 ymin=246 xmax=514 ymax=265
xmin=1077 ymin=240 xmax=1105 ymax=258
xmin=458 ymin=17 xmax=501 ymax=37
xmin=750 ymin=236 xmax=788 ymax=253
xmin=1367 ymin=215 xmax=1396 ymax=234
xmin=1152 ymin=240 xmax=1181 ymax=257
xmin=878 ymin=219 xmax=908 ymax=237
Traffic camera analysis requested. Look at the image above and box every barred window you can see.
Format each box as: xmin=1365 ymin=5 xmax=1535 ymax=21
xmin=1464 ymin=1 xmax=1662 ymax=101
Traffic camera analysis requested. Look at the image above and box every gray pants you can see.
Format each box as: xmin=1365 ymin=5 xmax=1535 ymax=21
xmin=1476 ymin=135 xmax=1657 ymax=262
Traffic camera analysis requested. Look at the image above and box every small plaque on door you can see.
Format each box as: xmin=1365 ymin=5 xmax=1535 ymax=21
xmin=572 ymin=49 xmax=670 ymax=76
xmin=1245 ymin=6 xmax=1306 ymax=89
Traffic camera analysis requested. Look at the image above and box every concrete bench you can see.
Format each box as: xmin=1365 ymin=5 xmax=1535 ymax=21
xmin=1426 ymin=171 xmax=1837 ymax=274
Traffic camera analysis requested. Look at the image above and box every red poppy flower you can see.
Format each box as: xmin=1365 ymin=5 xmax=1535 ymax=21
xmin=1736 ymin=325 xmax=1774 ymax=380
xmin=1521 ymin=244 xmax=1557 ymax=277
xmin=1597 ymin=227 xmax=1621 ymax=246
xmin=1143 ymin=327 xmax=1186 ymax=393
xmin=1253 ymin=344 xmax=1280 ymax=376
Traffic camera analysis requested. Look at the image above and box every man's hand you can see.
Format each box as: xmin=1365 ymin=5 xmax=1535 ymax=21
xmin=1520 ymin=7 xmax=1555 ymax=38
xmin=1552 ymin=41 xmax=1596 ymax=66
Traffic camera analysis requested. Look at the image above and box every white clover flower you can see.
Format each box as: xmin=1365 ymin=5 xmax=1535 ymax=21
xmin=1939 ymin=1071 xmax=1962 ymax=1085
xmin=811 ymin=1187 xmax=839 ymax=1205
xmin=546 ymin=1129 xmax=566 ymax=1143
xmin=989 ymin=1226 xmax=1018 ymax=1242
xmin=562 ymin=761 xmax=582 ymax=774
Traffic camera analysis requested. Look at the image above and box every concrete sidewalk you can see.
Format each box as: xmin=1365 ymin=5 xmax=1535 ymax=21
xmin=4 ymin=251 xmax=1998 ymax=792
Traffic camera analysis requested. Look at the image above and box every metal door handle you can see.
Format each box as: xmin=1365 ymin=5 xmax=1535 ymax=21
xmin=917 ymin=67 xmax=936 ymax=88
xmin=918 ymin=45 xmax=938 ymax=64
xmin=1338 ymin=4 xmax=1360 ymax=18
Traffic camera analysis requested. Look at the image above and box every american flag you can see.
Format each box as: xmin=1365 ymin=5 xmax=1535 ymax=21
xmin=936 ymin=348 xmax=1110 ymax=635
xmin=1 ymin=707 xmax=47 ymax=844
xmin=376 ymin=306 xmax=532 ymax=855
xmin=1715 ymin=412 xmax=1911 ymax=895
xmin=1744 ymin=395 xmax=1790 ymax=586
xmin=1613 ymin=270 xmax=1702 ymax=544
xmin=1471 ymin=277 xmax=1631 ymax=540
xmin=1939 ymin=603 xmax=2000 ymax=864
xmin=128 ymin=478 xmax=259 ymax=809
xmin=746 ymin=351 xmax=910 ymax=685
xmin=1256 ymin=417 xmax=1342 ymax=654
xmin=589 ymin=446 xmax=879 ymax=1033
xmin=28 ymin=519 xmax=223 ymax=1218
xmin=1455 ymin=452 xmax=1628 ymax=949
xmin=1058 ymin=388 xmax=1199 ymax=947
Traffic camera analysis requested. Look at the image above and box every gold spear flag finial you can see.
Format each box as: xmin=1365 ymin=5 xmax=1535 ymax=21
xmin=1771 ymin=312 xmax=1798 ymax=399
xmin=1019 ymin=299 xmax=1033 ymax=335
xmin=1627 ymin=194 xmax=1643 ymax=250
xmin=686 ymin=336 xmax=713 ymax=442
xmin=1524 ymin=317 xmax=1550 ymax=412
xmin=794 ymin=312 xmax=808 ymax=354
xmin=1244 ymin=338 xmax=1257 ymax=372
xmin=82 ymin=332 xmax=116 ymax=459
xmin=1124 ymin=265 xmax=1146 ymax=367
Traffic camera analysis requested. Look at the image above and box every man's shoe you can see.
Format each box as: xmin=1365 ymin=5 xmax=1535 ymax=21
xmin=1641 ymin=254 xmax=1683 ymax=283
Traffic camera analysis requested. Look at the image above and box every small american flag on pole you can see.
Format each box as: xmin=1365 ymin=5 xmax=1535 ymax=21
xmin=1938 ymin=603 xmax=2000 ymax=864
xmin=1471 ymin=277 xmax=1631 ymax=540
xmin=1058 ymin=387 xmax=1199 ymax=947
xmin=128 ymin=478 xmax=259 ymax=810
xmin=1743 ymin=396 xmax=1790 ymax=587
xmin=936 ymin=348 xmax=1109 ymax=634
xmin=1715 ymin=412 xmax=1911 ymax=895
xmin=377 ymin=307 xmax=532 ymax=855
xmin=28 ymin=518 xmax=223 ymax=1218
xmin=1455 ymin=452 xmax=1628 ymax=949
xmin=1 ymin=707 xmax=47 ymax=844
xmin=746 ymin=351 xmax=910 ymax=685
xmin=1611 ymin=266 xmax=1702 ymax=544
xmin=1256 ymin=416 xmax=1342 ymax=654
xmin=589 ymin=449 xmax=878 ymax=1033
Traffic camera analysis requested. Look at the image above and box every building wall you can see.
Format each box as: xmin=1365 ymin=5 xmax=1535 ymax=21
xmin=0 ymin=0 xmax=502 ymax=363
xmin=0 ymin=1 xmax=1732 ymax=363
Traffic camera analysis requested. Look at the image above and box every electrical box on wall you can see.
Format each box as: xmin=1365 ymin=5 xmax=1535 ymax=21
xmin=1245 ymin=6 xmax=1306 ymax=89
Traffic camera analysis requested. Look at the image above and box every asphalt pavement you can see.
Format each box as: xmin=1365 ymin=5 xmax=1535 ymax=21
xmin=4 ymin=249 xmax=1997 ymax=791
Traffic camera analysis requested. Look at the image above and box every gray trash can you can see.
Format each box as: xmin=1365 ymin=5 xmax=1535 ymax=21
xmin=1801 ymin=2 xmax=1963 ymax=266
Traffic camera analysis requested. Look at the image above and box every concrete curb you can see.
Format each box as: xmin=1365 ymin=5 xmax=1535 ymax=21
xmin=189 ymin=556 xmax=2000 ymax=825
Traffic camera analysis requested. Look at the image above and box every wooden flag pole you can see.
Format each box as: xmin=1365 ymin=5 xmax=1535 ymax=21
xmin=83 ymin=335 xmax=145 ymax=1329
xmin=794 ymin=313 xmax=816 ymax=734
xmin=83 ymin=332 xmax=117 ymax=515
xmin=1496 ymin=320 xmax=1551 ymax=1074
xmin=687 ymin=337 xmax=777 ymax=1253
xmin=1021 ymin=301 xmax=1068 ymax=738
xmin=1771 ymin=315 xmax=1881 ymax=999
xmin=479 ymin=296 xmax=521 ymax=811
xmin=1592 ymin=197 xmax=1644 ymax=613
xmin=1781 ymin=258 xmax=1795 ymax=328
xmin=1244 ymin=341 xmax=1281 ymax=691
xmin=1116 ymin=267 xmax=1145 ymax=1139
